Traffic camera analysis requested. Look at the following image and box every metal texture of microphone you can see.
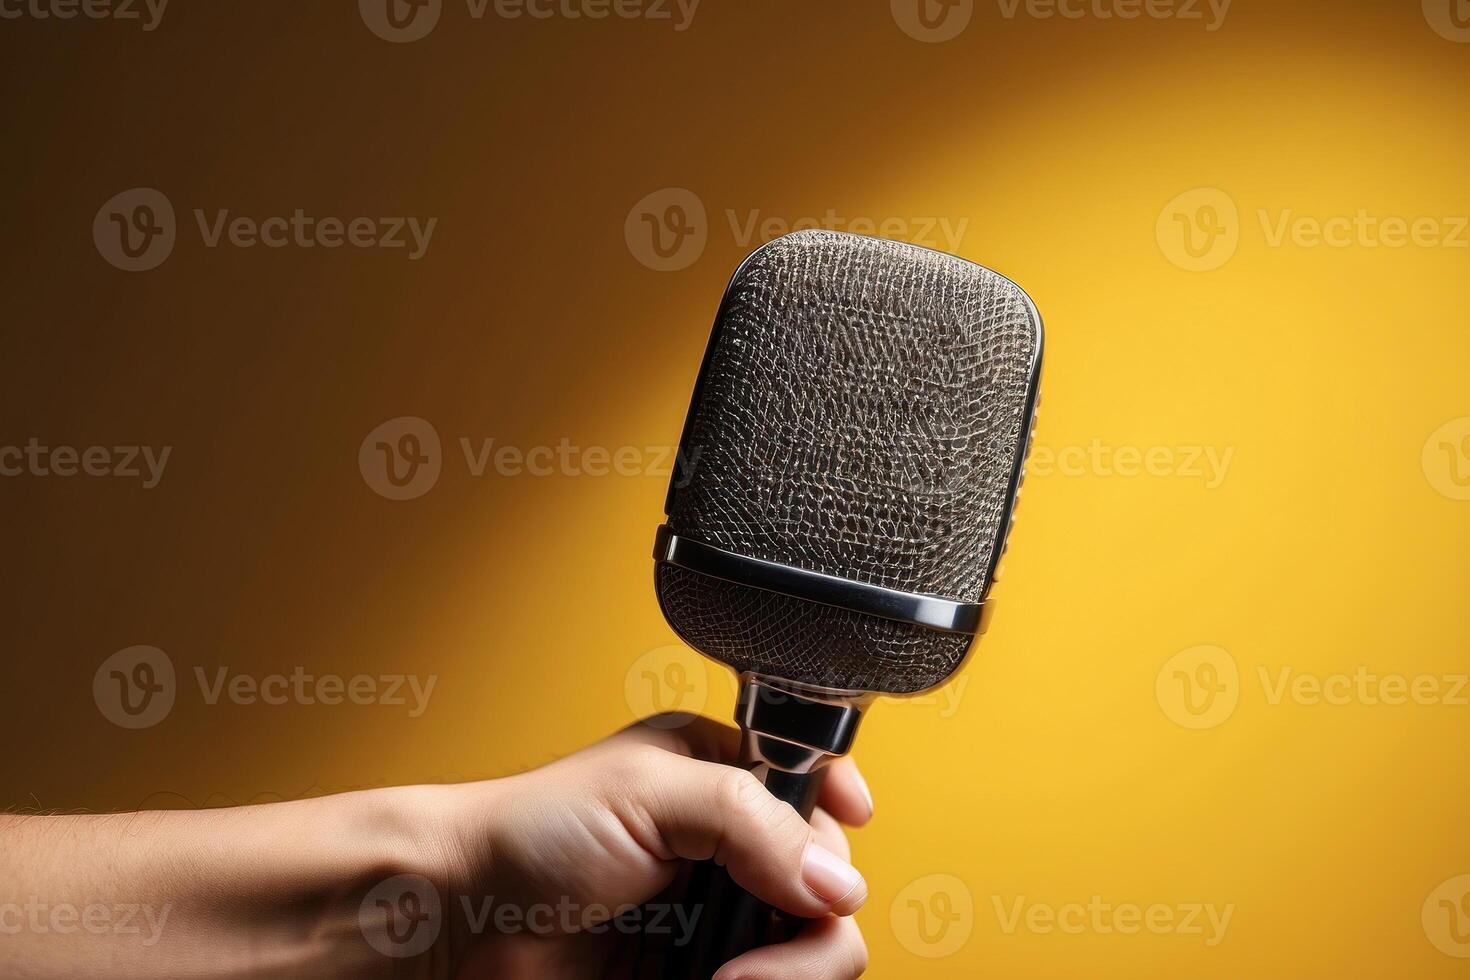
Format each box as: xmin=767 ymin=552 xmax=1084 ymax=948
xmin=650 ymin=229 xmax=1042 ymax=977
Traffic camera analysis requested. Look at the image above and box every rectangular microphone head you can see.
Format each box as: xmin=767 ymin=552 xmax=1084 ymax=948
xmin=655 ymin=230 xmax=1042 ymax=695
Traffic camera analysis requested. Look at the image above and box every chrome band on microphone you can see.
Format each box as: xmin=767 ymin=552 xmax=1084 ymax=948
xmin=653 ymin=525 xmax=985 ymax=635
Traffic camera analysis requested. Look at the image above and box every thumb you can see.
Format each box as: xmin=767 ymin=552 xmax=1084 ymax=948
xmin=615 ymin=748 xmax=868 ymax=918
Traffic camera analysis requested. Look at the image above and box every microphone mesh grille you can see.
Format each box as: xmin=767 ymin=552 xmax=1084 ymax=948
xmin=658 ymin=231 xmax=1040 ymax=694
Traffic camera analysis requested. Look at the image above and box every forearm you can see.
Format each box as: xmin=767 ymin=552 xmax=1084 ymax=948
xmin=0 ymin=786 xmax=464 ymax=979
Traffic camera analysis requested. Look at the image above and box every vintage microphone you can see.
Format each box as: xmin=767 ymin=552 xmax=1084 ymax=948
xmin=650 ymin=230 xmax=1043 ymax=977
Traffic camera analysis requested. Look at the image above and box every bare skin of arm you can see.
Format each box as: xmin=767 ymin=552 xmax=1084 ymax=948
xmin=0 ymin=715 xmax=872 ymax=980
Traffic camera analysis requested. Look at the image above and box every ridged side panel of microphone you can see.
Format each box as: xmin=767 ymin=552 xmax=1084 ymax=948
xmin=658 ymin=230 xmax=1039 ymax=694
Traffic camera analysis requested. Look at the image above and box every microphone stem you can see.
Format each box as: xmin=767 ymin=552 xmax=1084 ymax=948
xmin=665 ymin=675 xmax=868 ymax=979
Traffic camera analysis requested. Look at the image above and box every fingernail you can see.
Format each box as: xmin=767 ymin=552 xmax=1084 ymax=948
xmin=802 ymin=841 xmax=867 ymax=911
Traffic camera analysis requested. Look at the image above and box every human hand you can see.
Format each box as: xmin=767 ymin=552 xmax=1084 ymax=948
xmin=438 ymin=714 xmax=874 ymax=979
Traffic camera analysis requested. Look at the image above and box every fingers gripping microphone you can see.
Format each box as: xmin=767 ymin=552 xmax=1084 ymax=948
xmin=653 ymin=230 xmax=1042 ymax=975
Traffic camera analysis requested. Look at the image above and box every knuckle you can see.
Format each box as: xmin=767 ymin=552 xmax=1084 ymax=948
xmin=714 ymin=768 xmax=811 ymax=858
xmin=717 ymin=766 xmax=767 ymax=814
xmin=722 ymin=769 xmax=805 ymax=835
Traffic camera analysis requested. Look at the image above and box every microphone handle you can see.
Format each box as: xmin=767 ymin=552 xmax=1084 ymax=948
xmin=667 ymin=749 xmax=828 ymax=980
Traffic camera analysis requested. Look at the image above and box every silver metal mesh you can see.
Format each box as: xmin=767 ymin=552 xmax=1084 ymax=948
xmin=657 ymin=231 xmax=1040 ymax=694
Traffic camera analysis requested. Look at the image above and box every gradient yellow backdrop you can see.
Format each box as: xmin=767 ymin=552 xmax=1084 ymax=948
xmin=3 ymin=0 xmax=1468 ymax=976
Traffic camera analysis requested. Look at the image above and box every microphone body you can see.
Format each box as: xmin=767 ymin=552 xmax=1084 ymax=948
xmin=651 ymin=230 xmax=1043 ymax=977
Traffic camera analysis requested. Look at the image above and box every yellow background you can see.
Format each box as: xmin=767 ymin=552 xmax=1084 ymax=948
xmin=3 ymin=0 xmax=1469 ymax=976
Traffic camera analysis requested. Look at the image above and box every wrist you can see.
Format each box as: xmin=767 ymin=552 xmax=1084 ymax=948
xmin=369 ymin=779 xmax=514 ymax=966
xmin=363 ymin=783 xmax=472 ymax=888
xmin=295 ymin=784 xmax=470 ymax=979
